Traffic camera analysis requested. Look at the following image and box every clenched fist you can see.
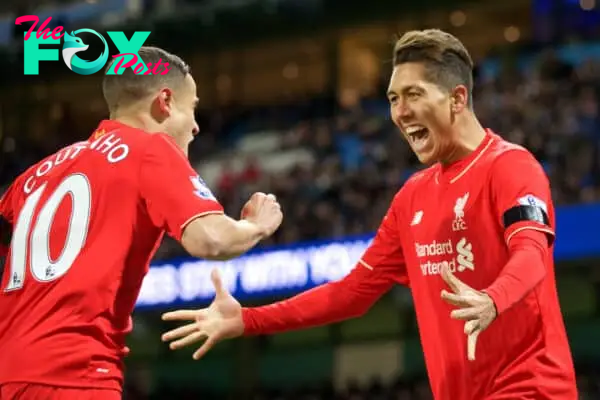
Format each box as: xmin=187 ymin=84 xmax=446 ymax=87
xmin=241 ymin=192 xmax=282 ymax=237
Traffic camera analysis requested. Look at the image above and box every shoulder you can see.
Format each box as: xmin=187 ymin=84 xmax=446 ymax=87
xmin=403 ymin=165 xmax=438 ymax=189
xmin=103 ymin=125 xmax=174 ymax=154
xmin=485 ymin=135 xmax=550 ymax=198
xmin=478 ymin=133 xmax=544 ymax=181
xmin=487 ymin=133 xmax=538 ymax=164
xmin=392 ymin=165 xmax=438 ymax=208
xmin=144 ymin=133 xmax=187 ymax=159
xmin=487 ymin=135 xmax=544 ymax=175
xmin=139 ymin=134 xmax=197 ymax=181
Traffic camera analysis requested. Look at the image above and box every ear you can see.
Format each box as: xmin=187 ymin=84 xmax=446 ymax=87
xmin=151 ymin=88 xmax=173 ymax=121
xmin=451 ymin=85 xmax=469 ymax=113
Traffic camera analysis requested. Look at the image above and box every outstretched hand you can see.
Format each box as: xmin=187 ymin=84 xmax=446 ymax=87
xmin=440 ymin=265 xmax=497 ymax=361
xmin=161 ymin=269 xmax=244 ymax=360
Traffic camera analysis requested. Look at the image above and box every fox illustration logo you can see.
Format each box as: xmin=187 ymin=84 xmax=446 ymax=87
xmin=62 ymin=29 xmax=108 ymax=75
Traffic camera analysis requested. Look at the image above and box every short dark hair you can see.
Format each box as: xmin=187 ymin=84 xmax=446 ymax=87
xmin=102 ymin=46 xmax=190 ymax=113
xmin=393 ymin=29 xmax=474 ymax=105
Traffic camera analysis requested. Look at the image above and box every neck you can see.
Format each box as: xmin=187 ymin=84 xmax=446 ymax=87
xmin=110 ymin=111 xmax=161 ymax=133
xmin=441 ymin=114 xmax=487 ymax=165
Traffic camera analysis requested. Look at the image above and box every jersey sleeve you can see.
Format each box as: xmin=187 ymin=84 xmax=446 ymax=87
xmin=490 ymin=150 xmax=555 ymax=246
xmin=139 ymin=134 xmax=224 ymax=241
xmin=359 ymin=194 xmax=409 ymax=286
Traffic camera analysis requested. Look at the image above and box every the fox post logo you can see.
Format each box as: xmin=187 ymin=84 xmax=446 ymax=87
xmin=16 ymin=15 xmax=171 ymax=76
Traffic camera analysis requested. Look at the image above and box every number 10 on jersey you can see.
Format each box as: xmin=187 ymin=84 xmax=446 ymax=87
xmin=4 ymin=174 xmax=91 ymax=291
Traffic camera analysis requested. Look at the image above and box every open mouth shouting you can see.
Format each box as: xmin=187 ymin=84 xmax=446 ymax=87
xmin=405 ymin=126 xmax=430 ymax=152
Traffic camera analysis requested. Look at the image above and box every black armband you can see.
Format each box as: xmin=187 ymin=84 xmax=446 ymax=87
xmin=502 ymin=205 xmax=549 ymax=229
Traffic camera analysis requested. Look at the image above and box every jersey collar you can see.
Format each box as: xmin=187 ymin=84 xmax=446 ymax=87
xmin=89 ymin=120 xmax=129 ymax=141
xmin=435 ymin=129 xmax=496 ymax=185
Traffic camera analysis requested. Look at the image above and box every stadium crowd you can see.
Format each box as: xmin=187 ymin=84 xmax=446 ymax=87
xmin=2 ymin=49 xmax=600 ymax=257
xmin=2 ymin=47 xmax=600 ymax=399
xmin=148 ymin=49 xmax=600 ymax=259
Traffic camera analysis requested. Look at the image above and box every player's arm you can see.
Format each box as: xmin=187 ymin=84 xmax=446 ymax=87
xmin=140 ymin=134 xmax=276 ymax=260
xmin=181 ymin=213 xmax=270 ymax=261
xmin=161 ymin=195 xmax=408 ymax=359
xmin=483 ymin=150 xmax=554 ymax=315
xmin=242 ymin=199 xmax=409 ymax=335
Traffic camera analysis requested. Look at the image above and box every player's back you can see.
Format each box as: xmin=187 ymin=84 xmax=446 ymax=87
xmin=0 ymin=122 xmax=166 ymax=391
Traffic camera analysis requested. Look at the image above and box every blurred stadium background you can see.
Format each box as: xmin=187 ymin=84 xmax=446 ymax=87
xmin=2 ymin=0 xmax=600 ymax=398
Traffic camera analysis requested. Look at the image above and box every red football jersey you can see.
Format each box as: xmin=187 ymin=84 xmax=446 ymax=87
xmin=0 ymin=120 xmax=223 ymax=391
xmin=360 ymin=131 xmax=576 ymax=399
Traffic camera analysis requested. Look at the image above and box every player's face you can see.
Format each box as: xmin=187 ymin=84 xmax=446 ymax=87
xmin=387 ymin=62 xmax=462 ymax=165
xmin=165 ymin=74 xmax=200 ymax=155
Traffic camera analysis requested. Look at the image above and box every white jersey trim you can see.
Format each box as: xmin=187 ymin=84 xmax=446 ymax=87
xmin=180 ymin=210 xmax=225 ymax=232
xmin=358 ymin=259 xmax=374 ymax=270
xmin=506 ymin=226 xmax=555 ymax=245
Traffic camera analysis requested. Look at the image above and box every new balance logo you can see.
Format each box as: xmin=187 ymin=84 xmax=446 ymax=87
xmin=452 ymin=192 xmax=469 ymax=231
xmin=411 ymin=210 xmax=423 ymax=226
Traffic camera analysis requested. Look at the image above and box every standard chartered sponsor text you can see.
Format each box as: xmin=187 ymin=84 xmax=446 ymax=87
xmin=415 ymin=239 xmax=454 ymax=257
xmin=415 ymin=238 xmax=474 ymax=276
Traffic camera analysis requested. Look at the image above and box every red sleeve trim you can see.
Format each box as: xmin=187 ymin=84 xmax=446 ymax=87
xmin=504 ymin=220 xmax=554 ymax=246
xmin=178 ymin=210 xmax=224 ymax=239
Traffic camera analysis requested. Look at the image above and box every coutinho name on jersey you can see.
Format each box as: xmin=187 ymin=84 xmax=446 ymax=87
xmin=23 ymin=131 xmax=130 ymax=195
xmin=414 ymin=237 xmax=474 ymax=276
